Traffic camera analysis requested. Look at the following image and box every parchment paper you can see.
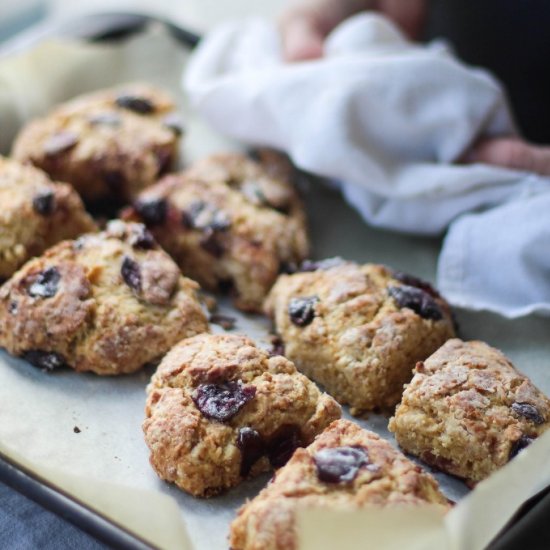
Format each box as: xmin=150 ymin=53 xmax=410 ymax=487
xmin=1 ymin=27 xmax=550 ymax=550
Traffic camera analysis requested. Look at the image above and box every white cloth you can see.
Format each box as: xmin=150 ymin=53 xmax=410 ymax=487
xmin=185 ymin=13 xmax=550 ymax=318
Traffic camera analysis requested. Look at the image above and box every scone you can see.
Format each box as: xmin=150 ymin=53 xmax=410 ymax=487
xmin=143 ymin=333 xmax=341 ymax=497
xmin=0 ymin=221 xmax=208 ymax=375
xmin=230 ymin=419 xmax=450 ymax=550
xmin=265 ymin=260 xmax=455 ymax=414
xmin=389 ymin=339 xmax=550 ymax=483
xmin=12 ymin=83 xmax=182 ymax=205
xmin=0 ymin=156 xmax=96 ymax=280
xmin=123 ymin=151 xmax=309 ymax=312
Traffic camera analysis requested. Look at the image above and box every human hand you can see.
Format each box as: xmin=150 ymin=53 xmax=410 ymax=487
xmin=281 ymin=1 xmax=550 ymax=176
xmin=279 ymin=0 xmax=426 ymax=61
xmin=466 ymin=137 xmax=550 ymax=176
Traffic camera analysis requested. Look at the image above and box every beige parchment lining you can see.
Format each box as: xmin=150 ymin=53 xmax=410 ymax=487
xmin=1 ymin=28 xmax=549 ymax=550
xmin=298 ymin=430 xmax=550 ymax=550
xmin=0 ymin=442 xmax=191 ymax=550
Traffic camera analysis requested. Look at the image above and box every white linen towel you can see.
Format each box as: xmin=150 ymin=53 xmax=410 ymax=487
xmin=185 ymin=13 xmax=550 ymax=318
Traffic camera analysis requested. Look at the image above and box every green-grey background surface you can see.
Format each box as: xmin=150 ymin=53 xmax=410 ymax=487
xmin=0 ymin=14 xmax=549 ymax=550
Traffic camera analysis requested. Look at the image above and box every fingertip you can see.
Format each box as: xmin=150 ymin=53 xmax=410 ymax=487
xmin=280 ymin=14 xmax=325 ymax=62
xmin=285 ymin=37 xmax=324 ymax=62
xmin=465 ymin=137 xmax=550 ymax=176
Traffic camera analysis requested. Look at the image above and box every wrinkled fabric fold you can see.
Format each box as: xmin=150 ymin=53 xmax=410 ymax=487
xmin=184 ymin=13 xmax=550 ymax=317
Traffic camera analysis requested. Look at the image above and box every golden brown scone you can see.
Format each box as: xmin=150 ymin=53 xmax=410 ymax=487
xmin=143 ymin=333 xmax=341 ymax=497
xmin=265 ymin=260 xmax=455 ymax=414
xmin=123 ymin=151 xmax=309 ymax=312
xmin=0 ymin=156 xmax=96 ymax=280
xmin=0 ymin=221 xmax=208 ymax=375
xmin=12 ymin=83 xmax=182 ymax=204
xmin=230 ymin=419 xmax=450 ymax=550
xmin=389 ymin=339 xmax=550 ymax=483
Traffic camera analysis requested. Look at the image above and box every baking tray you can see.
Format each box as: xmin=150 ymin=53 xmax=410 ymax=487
xmin=1 ymin=13 xmax=550 ymax=550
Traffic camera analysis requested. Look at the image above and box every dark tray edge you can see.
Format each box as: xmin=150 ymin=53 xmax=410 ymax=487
xmin=0 ymin=450 xmax=155 ymax=549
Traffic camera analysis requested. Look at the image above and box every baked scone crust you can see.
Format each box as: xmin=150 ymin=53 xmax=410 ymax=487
xmin=265 ymin=261 xmax=455 ymax=414
xmin=123 ymin=151 xmax=309 ymax=312
xmin=0 ymin=156 xmax=96 ymax=280
xmin=389 ymin=339 xmax=550 ymax=483
xmin=12 ymin=83 xmax=181 ymax=204
xmin=143 ymin=333 xmax=341 ymax=497
xmin=0 ymin=221 xmax=208 ymax=375
xmin=230 ymin=419 xmax=450 ymax=550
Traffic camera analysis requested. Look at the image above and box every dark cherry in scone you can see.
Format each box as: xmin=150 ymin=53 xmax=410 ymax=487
xmin=143 ymin=333 xmax=341 ymax=497
xmin=123 ymin=151 xmax=309 ymax=312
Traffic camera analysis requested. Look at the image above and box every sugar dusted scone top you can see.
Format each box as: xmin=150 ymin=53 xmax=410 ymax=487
xmin=265 ymin=260 xmax=455 ymax=414
xmin=143 ymin=333 xmax=341 ymax=497
xmin=0 ymin=221 xmax=208 ymax=375
xmin=389 ymin=339 xmax=550 ymax=483
xmin=0 ymin=156 xmax=96 ymax=280
xmin=230 ymin=419 xmax=450 ymax=550
xmin=124 ymin=151 xmax=309 ymax=312
xmin=12 ymin=83 xmax=182 ymax=204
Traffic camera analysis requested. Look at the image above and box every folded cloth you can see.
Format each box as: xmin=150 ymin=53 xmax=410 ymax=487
xmin=184 ymin=13 xmax=550 ymax=318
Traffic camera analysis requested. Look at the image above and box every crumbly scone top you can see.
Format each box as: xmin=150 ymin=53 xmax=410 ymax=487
xmin=0 ymin=220 xmax=207 ymax=374
xmin=393 ymin=339 xmax=550 ymax=442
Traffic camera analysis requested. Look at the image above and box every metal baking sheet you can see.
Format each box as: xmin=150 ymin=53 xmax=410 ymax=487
xmin=1 ymin=21 xmax=550 ymax=550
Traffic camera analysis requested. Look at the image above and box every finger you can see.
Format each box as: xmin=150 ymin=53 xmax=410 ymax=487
xmin=378 ymin=0 xmax=427 ymax=40
xmin=280 ymin=12 xmax=325 ymax=61
xmin=467 ymin=137 xmax=550 ymax=176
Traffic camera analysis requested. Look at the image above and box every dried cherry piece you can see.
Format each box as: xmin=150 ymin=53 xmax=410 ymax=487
xmin=121 ymin=256 xmax=142 ymax=292
xmin=32 ymin=191 xmax=56 ymax=216
xmin=391 ymin=270 xmax=441 ymax=298
xmin=299 ymin=257 xmax=345 ymax=272
xmin=240 ymin=181 xmax=266 ymax=205
xmin=288 ymin=296 xmax=319 ymax=327
xmin=102 ymin=170 xmax=126 ymax=199
xmin=267 ymin=425 xmax=303 ymax=468
xmin=279 ymin=262 xmax=298 ymax=274
xmin=155 ymin=149 xmax=173 ymax=175
xmin=28 ymin=267 xmax=61 ymax=298
xmin=314 ymin=446 xmax=370 ymax=483
xmin=509 ymin=435 xmax=536 ymax=459
xmin=237 ymin=427 xmax=265 ymax=477
xmin=115 ymin=94 xmax=154 ymax=114
xmin=209 ymin=314 xmax=236 ymax=331
xmin=200 ymin=229 xmax=225 ymax=258
xmin=181 ymin=200 xmax=205 ymax=229
xmin=511 ymin=402 xmax=545 ymax=425
xmin=182 ymin=201 xmax=231 ymax=232
xmin=135 ymin=198 xmax=167 ymax=226
xmin=269 ymin=335 xmax=285 ymax=357
xmin=22 ymin=350 xmax=67 ymax=372
xmin=210 ymin=213 xmax=231 ymax=232
xmin=129 ymin=225 xmax=156 ymax=250
xmin=193 ymin=381 xmax=256 ymax=422
xmin=388 ymin=285 xmax=442 ymax=321
xmin=44 ymin=132 xmax=78 ymax=156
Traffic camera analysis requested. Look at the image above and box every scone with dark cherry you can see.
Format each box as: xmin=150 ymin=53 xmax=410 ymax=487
xmin=389 ymin=339 xmax=550 ymax=483
xmin=0 ymin=221 xmax=208 ymax=375
xmin=143 ymin=333 xmax=341 ymax=497
xmin=123 ymin=152 xmax=309 ymax=312
xmin=230 ymin=419 xmax=450 ymax=550
xmin=265 ymin=260 xmax=455 ymax=414
xmin=12 ymin=83 xmax=182 ymax=205
xmin=0 ymin=156 xmax=96 ymax=280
